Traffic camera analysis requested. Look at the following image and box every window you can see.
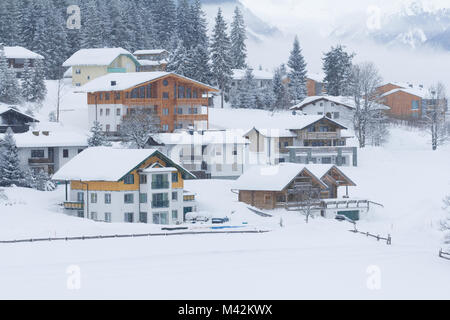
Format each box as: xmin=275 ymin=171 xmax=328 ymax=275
xmin=163 ymin=108 xmax=169 ymax=115
xmin=172 ymin=192 xmax=178 ymax=201
xmin=90 ymin=212 xmax=98 ymax=221
xmin=412 ymin=100 xmax=420 ymax=110
xmin=116 ymin=108 xmax=121 ymax=116
xmin=140 ymin=193 xmax=148 ymax=204
xmin=152 ymin=193 xmax=169 ymax=208
xmin=163 ymin=92 xmax=169 ymax=99
xmin=172 ymin=172 xmax=179 ymax=183
xmin=105 ymin=93 xmax=110 ymax=101
xmin=193 ymin=90 xmax=198 ymax=98
xmin=139 ymin=212 xmax=148 ymax=223
xmin=146 ymin=84 xmax=152 ymax=98
xmin=124 ymin=174 xmax=134 ymax=185
xmin=117 ymin=125 xmax=121 ymax=132
xmin=131 ymin=88 xmax=139 ymax=98
xmin=124 ymin=194 xmax=134 ymax=204
xmin=322 ymin=157 xmax=332 ymax=164
xmin=307 ymin=126 xmax=316 ymax=132
xmin=115 ymin=92 xmax=121 ymax=100
xmin=186 ymin=88 xmax=192 ymax=98
xmin=177 ymin=107 xmax=183 ymax=115
xmin=124 ymin=212 xmax=134 ymax=223
xmin=63 ymin=149 xmax=69 ymax=158
xmin=138 ymin=87 xmax=145 ymax=98
xmin=104 ymin=212 xmax=112 ymax=223
xmin=100 ymin=109 xmax=103 ymax=116
xmin=163 ymin=79 xmax=169 ymax=86
xmin=264 ymin=194 xmax=271 ymax=204
xmin=139 ymin=175 xmax=147 ymax=184
xmin=75 ymin=69 xmax=81 ymax=74
xmin=106 ymin=124 xmax=110 ymax=132
xmin=162 ymin=124 xmax=169 ymax=132
xmin=106 ymin=108 xmax=110 ymax=116
xmin=31 ymin=150 xmax=45 ymax=158
xmin=99 ymin=93 xmax=103 ymax=100
xmin=91 ymin=193 xmax=97 ymax=204
xmin=319 ymin=126 xmax=329 ymax=132
xmin=178 ymin=86 xmax=185 ymax=99
xmin=153 ymin=212 xmax=168 ymax=225
xmin=172 ymin=210 xmax=178 ymax=221
xmin=105 ymin=193 xmax=111 ymax=204
xmin=77 ymin=192 xmax=84 ymax=202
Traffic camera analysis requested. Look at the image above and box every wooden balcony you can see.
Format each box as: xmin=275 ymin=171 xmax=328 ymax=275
xmin=64 ymin=202 xmax=84 ymax=210
xmin=305 ymin=132 xmax=340 ymax=140
xmin=29 ymin=158 xmax=54 ymax=165
xmin=175 ymin=114 xmax=208 ymax=121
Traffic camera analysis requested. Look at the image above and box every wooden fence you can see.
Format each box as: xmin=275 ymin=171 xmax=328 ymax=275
xmin=0 ymin=229 xmax=270 ymax=245
xmin=349 ymin=228 xmax=392 ymax=246
xmin=439 ymin=249 xmax=450 ymax=260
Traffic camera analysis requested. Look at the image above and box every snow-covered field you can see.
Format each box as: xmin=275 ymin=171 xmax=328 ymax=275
xmin=1 ymin=120 xmax=449 ymax=299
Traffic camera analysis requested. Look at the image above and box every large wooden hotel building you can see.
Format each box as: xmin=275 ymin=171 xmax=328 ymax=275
xmin=79 ymin=72 xmax=218 ymax=134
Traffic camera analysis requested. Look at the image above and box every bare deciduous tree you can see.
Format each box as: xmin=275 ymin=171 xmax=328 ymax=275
xmin=350 ymin=62 xmax=388 ymax=148
xmin=442 ymin=196 xmax=450 ymax=247
xmin=423 ymin=82 xmax=448 ymax=151
xmin=120 ymin=108 xmax=160 ymax=149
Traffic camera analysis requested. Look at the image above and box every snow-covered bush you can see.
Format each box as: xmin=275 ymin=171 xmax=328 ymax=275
xmin=25 ymin=169 xmax=56 ymax=192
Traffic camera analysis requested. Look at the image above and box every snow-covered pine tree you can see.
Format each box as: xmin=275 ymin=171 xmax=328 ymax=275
xmin=0 ymin=128 xmax=25 ymax=187
xmin=211 ymin=8 xmax=233 ymax=109
xmin=21 ymin=59 xmax=34 ymax=102
xmin=31 ymin=59 xmax=47 ymax=104
xmin=80 ymin=0 xmax=103 ymax=49
xmin=272 ymin=67 xmax=290 ymax=111
xmin=0 ymin=49 xmax=21 ymax=105
xmin=323 ymin=45 xmax=355 ymax=96
xmin=88 ymin=121 xmax=112 ymax=147
xmin=166 ymin=40 xmax=189 ymax=76
xmin=176 ymin=0 xmax=192 ymax=49
xmin=188 ymin=44 xmax=212 ymax=84
xmin=287 ymin=36 xmax=307 ymax=103
xmin=230 ymin=6 xmax=247 ymax=69
xmin=152 ymin=0 xmax=177 ymax=50
xmin=232 ymin=68 xmax=257 ymax=109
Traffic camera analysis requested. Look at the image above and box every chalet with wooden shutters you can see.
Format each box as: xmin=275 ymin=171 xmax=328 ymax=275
xmin=53 ymin=147 xmax=197 ymax=225
xmin=78 ymin=72 xmax=219 ymax=134
xmin=63 ymin=48 xmax=141 ymax=87
xmin=233 ymin=163 xmax=364 ymax=220
xmin=0 ymin=105 xmax=39 ymax=133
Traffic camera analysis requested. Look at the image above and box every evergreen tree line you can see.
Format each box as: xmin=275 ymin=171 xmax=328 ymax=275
xmin=0 ymin=0 xmax=248 ymax=85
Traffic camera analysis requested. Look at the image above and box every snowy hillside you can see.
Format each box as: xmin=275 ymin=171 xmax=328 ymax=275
xmin=0 ymin=125 xmax=449 ymax=299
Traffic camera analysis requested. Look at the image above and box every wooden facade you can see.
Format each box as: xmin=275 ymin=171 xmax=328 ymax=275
xmin=87 ymin=74 xmax=218 ymax=133
xmin=381 ymin=90 xmax=423 ymax=119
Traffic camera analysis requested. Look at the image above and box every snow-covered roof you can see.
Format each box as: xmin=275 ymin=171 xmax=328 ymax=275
xmin=151 ymin=130 xmax=250 ymax=146
xmin=12 ymin=130 xmax=88 ymax=148
xmin=243 ymin=115 xmax=347 ymax=137
xmin=138 ymin=59 xmax=168 ymax=66
xmin=0 ymin=105 xmax=39 ymax=122
xmin=134 ymin=49 xmax=168 ymax=55
xmin=62 ymin=48 xmax=137 ymax=67
xmin=233 ymin=163 xmax=329 ymax=191
xmin=291 ymin=96 xmax=390 ymax=111
xmin=381 ymin=87 xmax=427 ymax=99
xmin=78 ymin=72 xmax=218 ymax=93
xmin=306 ymin=72 xmax=325 ymax=83
xmin=63 ymin=67 xmax=72 ymax=78
xmin=232 ymin=69 xmax=273 ymax=81
xmin=1 ymin=46 xmax=44 ymax=60
xmin=53 ymin=147 xmax=195 ymax=181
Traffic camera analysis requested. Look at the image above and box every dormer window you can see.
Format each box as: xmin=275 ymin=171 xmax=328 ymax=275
xmin=111 ymin=81 xmax=117 ymax=86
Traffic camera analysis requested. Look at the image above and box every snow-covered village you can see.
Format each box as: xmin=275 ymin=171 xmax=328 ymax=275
xmin=0 ymin=0 xmax=449 ymax=302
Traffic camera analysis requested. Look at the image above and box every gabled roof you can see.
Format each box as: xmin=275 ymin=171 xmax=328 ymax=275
xmin=243 ymin=116 xmax=348 ymax=138
xmin=52 ymin=147 xmax=195 ymax=181
xmin=62 ymin=48 xmax=139 ymax=67
xmin=1 ymin=46 xmax=44 ymax=60
xmin=291 ymin=96 xmax=390 ymax=111
xmin=13 ymin=130 xmax=88 ymax=148
xmin=381 ymin=88 xmax=426 ymax=99
xmin=233 ymin=163 xmax=330 ymax=192
xmin=0 ymin=105 xmax=39 ymax=123
xmin=305 ymin=164 xmax=356 ymax=187
xmin=78 ymin=72 xmax=218 ymax=93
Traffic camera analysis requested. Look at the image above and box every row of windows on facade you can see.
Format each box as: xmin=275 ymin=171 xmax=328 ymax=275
xmin=97 ymin=105 xmax=200 ymax=117
xmin=93 ymin=82 xmax=203 ymax=101
xmin=122 ymin=172 xmax=178 ymax=185
xmin=77 ymin=191 xmax=179 ymax=205
xmin=277 ymin=156 xmax=347 ymax=165
xmin=85 ymin=210 xmax=179 ymax=224
xmin=317 ymin=112 xmax=340 ymax=119
xmin=31 ymin=149 xmax=83 ymax=159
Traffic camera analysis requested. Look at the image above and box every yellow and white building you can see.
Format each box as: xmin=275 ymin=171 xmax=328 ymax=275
xmin=53 ymin=147 xmax=197 ymax=225
xmin=63 ymin=48 xmax=141 ymax=87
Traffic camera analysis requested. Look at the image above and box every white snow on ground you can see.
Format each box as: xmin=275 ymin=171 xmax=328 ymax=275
xmin=0 ymin=124 xmax=449 ymax=299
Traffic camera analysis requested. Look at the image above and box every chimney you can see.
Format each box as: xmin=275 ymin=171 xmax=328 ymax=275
xmin=42 ymin=131 xmax=49 ymax=136
xmin=32 ymin=131 xmax=40 ymax=136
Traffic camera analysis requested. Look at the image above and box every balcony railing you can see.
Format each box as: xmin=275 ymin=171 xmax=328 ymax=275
xmin=29 ymin=158 xmax=54 ymax=165
xmin=107 ymin=67 xmax=126 ymax=73
xmin=64 ymin=202 xmax=84 ymax=210
xmin=305 ymin=132 xmax=340 ymax=140
xmin=151 ymin=181 xmax=170 ymax=190
xmin=152 ymin=200 xmax=170 ymax=209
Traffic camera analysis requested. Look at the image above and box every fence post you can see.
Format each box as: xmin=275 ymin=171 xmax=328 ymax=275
xmin=387 ymin=234 xmax=391 ymax=245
